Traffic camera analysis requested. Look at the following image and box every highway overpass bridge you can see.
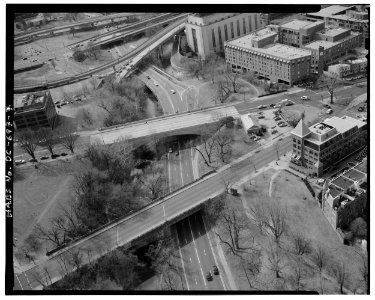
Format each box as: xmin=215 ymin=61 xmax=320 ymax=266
xmin=90 ymin=105 xmax=240 ymax=145
xmin=13 ymin=132 xmax=292 ymax=290
xmin=14 ymin=15 xmax=189 ymax=94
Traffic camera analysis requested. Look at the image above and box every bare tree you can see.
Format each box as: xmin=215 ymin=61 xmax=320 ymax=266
xmin=57 ymin=125 xmax=79 ymax=154
xmin=86 ymin=41 xmax=99 ymax=60
xmin=70 ymin=27 xmax=76 ymax=37
xmin=15 ymin=129 xmax=40 ymax=161
xmin=223 ymin=65 xmax=240 ymax=93
xmin=215 ymin=130 xmax=233 ymax=163
xmin=290 ymin=256 xmax=305 ymax=291
xmin=191 ymin=129 xmax=218 ymax=167
xmin=320 ymin=72 xmax=340 ymax=104
xmin=38 ymin=127 xmax=58 ymax=156
xmin=137 ymin=162 xmax=167 ymax=201
xmin=311 ymin=244 xmax=329 ymax=294
xmin=291 ymin=231 xmax=311 ymax=256
xmin=50 ymin=59 xmax=56 ymax=70
xmin=267 ymin=243 xmax=285 ymax=278
xmin=332 ymin=260 xmax=348 ymax=294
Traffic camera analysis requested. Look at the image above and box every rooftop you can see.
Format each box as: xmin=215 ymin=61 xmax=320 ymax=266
xmin=328 ymin=13 xmax=369 ymax=22
xmin=331 ymin=175 xmax=354 ymax=190
xmin=227 ymin=27 xmax=277 ymax=44
xmin=354 ymin=160 xmax=367 ymax=174
xmin=307 ymin=5 xmax=353 ymax=18
xmin=309 ymin=122 xmax=334 ymax=135
xmin=281 ymin=19 xmax=314 ymax=31
xmin=14 ymin=91 xmax=48 ymax=112
xmin=291 ymin=119 xmax=310 ymax=138
xmin=303 ymin=40 xmax=337 ymax=50
xmin=328 ymin=184 xmax=344 ymax=199
xmin=322 ymin=27 xmax=349 ymax=37
xmin=342 ymin=168 xmax=366 ymax=182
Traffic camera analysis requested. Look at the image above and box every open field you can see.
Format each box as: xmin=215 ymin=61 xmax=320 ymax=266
xmin=216 ymin=168 xmax=365 ymax=293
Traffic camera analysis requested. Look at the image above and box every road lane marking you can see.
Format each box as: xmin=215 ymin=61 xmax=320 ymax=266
xmin=204 ymin=249 xmax=206 ymax=256
xmin=187 ymin=217 xmax=206 ymax=287
xmin=175 ymin=230 xmax=190 ymax=290
xmin=190 ymin=257 xmax=192 ymax=263
xmin=24 ymin=272 xmax=32 ymax=289
xmin=201 ymin=216 xmax=227 ymax=290
xmin=15 ymin=274 xmax=24 ymax=290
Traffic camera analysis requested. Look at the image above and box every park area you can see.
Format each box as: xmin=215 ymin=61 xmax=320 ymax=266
xmin=211 ymin=168 xmax=367 ymax=293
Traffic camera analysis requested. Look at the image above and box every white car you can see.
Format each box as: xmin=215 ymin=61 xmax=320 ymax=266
xmin=254 ymin=136 xmax=261 ymax=141
xmin=281 ymin=99 xmax=289 ymax=103
xmin=257 ymin=105 xmax=266 ymax=109
xmin=326 ymin=109 xmax=333 ymax=114
xmin=301 ymin=96 xmax=310 ymax=101
xmin=171 ymin=89 xmax=176 ymax=94
xmin=275 ymin=104 xmax=282 ymax=108
xmin=154 ymin=82 xmax=159 ymax=86
xmin=15 ymin=160 xmax=26 ymax=165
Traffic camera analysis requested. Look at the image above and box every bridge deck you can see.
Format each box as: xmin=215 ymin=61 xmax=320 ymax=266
xmin=90 ymin=106 xmax=240 ymax=145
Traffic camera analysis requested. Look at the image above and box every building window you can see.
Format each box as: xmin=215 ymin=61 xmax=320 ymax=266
xmin=243 ymin=18 xmax=246 ymax=34
xmin=237 ymin=20 xmax=240 ymax=36
xmin=224 ymin=24 xmax=228 ymax=41
xmin=212 ymin=29 xmax=216 ymax=48
xmin=191 ymin=28 xmax=198 ymax=53
xmin=218 ymin=27 xmax=223 ymax=49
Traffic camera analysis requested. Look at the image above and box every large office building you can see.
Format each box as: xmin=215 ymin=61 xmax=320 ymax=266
xmin=14 ymin=90 xmax=57 ymax=130
xmin=306 ymin=5 xmax=368 ymax=46
xmin=290 ymin=116 xmax=367 ymax=177
xmin=224 ymin=27 xmax=312 ymax=85
xmin=185 ymin=13 xmax=263 ymax=59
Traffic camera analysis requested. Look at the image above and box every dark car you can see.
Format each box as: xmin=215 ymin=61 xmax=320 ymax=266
xmin=258 ymin=115 xmax=265 ymax=119
xmin=51 ymin=154 xmax=61 ymax=159
xmin=269 ymin=103 xmax=276 ymax=107
xmin=60 ymin=153 xmax=68 ymax=156
xmin=29 ymin=158 xmax=37 ymax=163
xmin=146 ymin=75 xmax=151 ymax=79
xmin=285 ymin=102 xmax=293 ymax=106
xmin=206 ymin=271 xmax=213 ymax=281
xmin=55 ymin=101 xmax=61 ymax=105
xmin=324 ymin=104 xmax=331 ymax=109
xmin=274 ymin=117 xmax=281 ymax=121
xmin=358 ymin=107 xmax=364 ymax=112
xmin=213 ymin=266 xmax=219 ymax=275
xmin=40 ymin=156 xmax=49 ymax=160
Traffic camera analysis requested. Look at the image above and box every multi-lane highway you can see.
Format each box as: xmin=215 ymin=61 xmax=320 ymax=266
xmin=14 ymin=132 xmax=292 ymax=290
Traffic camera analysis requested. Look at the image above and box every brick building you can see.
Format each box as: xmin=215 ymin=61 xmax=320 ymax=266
xmin=14 ymin=91 xmax=57 ymax=130
xmin=185 ymin=13 xmax=263 ymax=59
xmin=224 ymin=27 xmax=311 ymax=86
xmin=290 ymin=116 xmax=367 ymax=177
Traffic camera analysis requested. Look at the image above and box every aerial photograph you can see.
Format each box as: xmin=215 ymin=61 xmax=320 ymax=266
xmin=8 ymin=3 xmax=369 ymax=295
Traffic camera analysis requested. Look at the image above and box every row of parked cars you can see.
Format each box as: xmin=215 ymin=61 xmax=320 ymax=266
xmin=206 ymin=265 xmax=219 ymax=281
xmin=15 ymin=153 xmax=69 ymax=165
xmin=55 ymin=95 xmax=84 ymax=108
xmin=257 ymin=99 xmax=294 ymax=110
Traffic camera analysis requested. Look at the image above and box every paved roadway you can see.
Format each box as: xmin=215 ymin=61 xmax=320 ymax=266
xmin=90 ymin=105 xmax=240 ymax=145
xmin=14 ymin=133 xmax=292 ymax=290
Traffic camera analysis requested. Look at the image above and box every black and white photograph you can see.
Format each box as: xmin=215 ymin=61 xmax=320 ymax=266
xmin=4 ymin=1 xmax=370 ymax=295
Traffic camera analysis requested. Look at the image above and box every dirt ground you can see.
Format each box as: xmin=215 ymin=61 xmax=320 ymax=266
xmin=217 ymin=169 xmax=365 ymax=293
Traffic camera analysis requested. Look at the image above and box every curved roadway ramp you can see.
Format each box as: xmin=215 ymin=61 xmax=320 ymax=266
xmin=90 ymin=105 xmax=240 ymax=145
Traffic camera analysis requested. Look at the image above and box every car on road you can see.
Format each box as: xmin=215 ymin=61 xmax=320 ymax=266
xmin=326 ymin=109 xmax=333 ymax=114
xmin=29 ymin=158 xmax=37 ymax=163
xmin=274 ymin=117 xmax=281 ymax=121
xmin=277 ymin=121 xmax=286 ymax=126
xmin=171 ymin=89 xmax=176 ymax=94
xmin=323 ymin=104 xmax=331 ymax=108
xmin=358 ymin=106 xmax=364 ymax=112
xmin=258 ymin=115 xmax=265 ymax=119
xmin=154 ymin=82 xmax=159 ymax=86
xmin=285 ymin=101 xmax=294 ymax=106
xmin=281 ymin=99 xmax=289 ymax=103
xmin=55 ymin=101 xmax=61 ymax=105
xmin=60 ymin=103 xmax=66 ymax=107
xmin=40 ymin=156 xmax=49 ymax=160
xmin=271 ymin=129 xmax=278 ymax=134
xmin=301 ymin=96 xmax=310 ymax=101
xmin=61 ymin=153 xmax=68 ymax=156
xmin=213 ymin=265 xmax=219 ymax=275
xmin=279 ymin=123 xmax=287 ymax=127
xmin=269 ymin=103 xmax=276 ymax=107
xmin=15 ymin=160 xmax=26 ymax=165
xmin=206 ymin=271 xmax=213 ymax=281
xmin=257 ymin=105 xmax=267 ymax=109
xmin=22 ymin=57 xmax=27 ymax=60
xmin=146 ymin=75 xmax=151 ymax=79
xmin=275 ymin=104 xmax=282 ymax=108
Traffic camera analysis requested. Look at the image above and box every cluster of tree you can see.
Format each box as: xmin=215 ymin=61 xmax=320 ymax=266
xmin=72 ymin=41 xmax=100 ymax=62
xmin=15 ymin=125 xmax=78 ymax=161
xmin=94 ymin=76 xmax=149 ymax=127
xmin=35 ymin=139 xmax=167 ymax=250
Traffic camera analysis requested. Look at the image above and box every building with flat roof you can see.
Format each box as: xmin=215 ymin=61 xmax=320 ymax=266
xmin=225 ymin=26 xmax=311 ymax=86
xmin=321 ymin=158 xmax=367 ymax=230
xmin=14 ymin=90 xmax=57 ymax=130
xmin=185 ymin=13 xmax=263 ymax=59
xmin=290 ymin=116 xmax=367 ymax=177
xmin=306 ymin=5 xmax=368 ymax=46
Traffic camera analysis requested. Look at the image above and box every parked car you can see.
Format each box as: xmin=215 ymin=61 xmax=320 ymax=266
xmin=285 ymin=102 xmax=294 ymax=106
xmin=271 ymin=129 xmax=278 ymax=134
xmin=175 ymin=151 xmax=179 ymax=156
xmin=29 ymin=158 xmax=37 ymax=163
xmin=326 ymin=109 xmax=333 ymax=114
xmin=60 ymin=153 xmax=68 ymax=156
xmin=60 ymin=103 xmax=66 ymax=107
xmin=274 ymin=117 xmax=281 ymax=121
xmin=169 ymin=148 xmax=173 ymax=153
xmin=301 ymin=96 xmax=310 ymax=101
xmin=171 ymin=89 xmax=176 ymax=94
xmin=154 ymin=82 xmax=159 ymax=86
xmin=269 ymin=103 xmax=276 ymax=107
xmin=279 ymin=123 xmax=287 ymax=127
xmin=57 ymin=105 xmax=61 ymax=108
xmin=323 ymin=104 xmax=331 ymax=108
xmin=254 ymin=136 xmax=261 ymax=141
xmin=206 ymin=271 xmax=213 ymax=281
xmin=257 ymin=105 xmax=266 ymax=109
xmin=213 ymin=266 xmax=219 ymax=275
xmin=275 ymin=104 xmax=282 ymax=108
xmin=51 ymin=154 xmax=60 ymax=159
xmin=146 ymin=75 xmax=151 ymax=79
xmin=258 ymin=115 xmax=265 ymax=119
xmin=55 ymin=101 xmax=61 ymax=105
xmin=281 ymin=99 xmax=289 ymax=103
xmin=277 ymin=121 xmax=286 ymax=125
xmin=40 ymin=156 xmax=49 ymax=160
xmin=15 ymin=160 xmax=26 ymax=165
xmin=358 ymin=107 xmax=364 ymax=112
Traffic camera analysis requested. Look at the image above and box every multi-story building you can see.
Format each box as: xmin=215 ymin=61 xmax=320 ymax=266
xmin=290 ymin=116 xmax=367 ymax=177
xmin=14 ymin=91 xmax=57 ymax=130
xmin=302 ymin=27 xmax=362 ymax=72
xmin=306 ymin=5 xmax=368 ymax=46
xmin=328 ymin=57 xmax=367 ymax=77
xmin=322 ymin=159 xmax=367 ymax=230
xmin=278 ymin=19 xmax=325 ymax=47
xmin=224 ymin=27 xmax=312 ymax=85
xmin=259 ymin=13 xmax=292 ymax=26
xmin=185 ymin=13 xmax=263 ymax=59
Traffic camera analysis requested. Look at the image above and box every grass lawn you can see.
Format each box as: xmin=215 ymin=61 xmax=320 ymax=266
xmin=214 ymin=169 xmax=365 ymax=293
